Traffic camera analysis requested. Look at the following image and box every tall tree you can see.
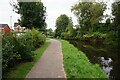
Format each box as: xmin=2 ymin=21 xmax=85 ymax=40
xmin=71 ymin=2 xmax=91 ymax=33
xmin=112 ymin=1 xmax=120 ymax=45
xmin=112 ymin=1 xmax=120 ymax=32
xmin=66 ymin=17 xmax=74 ymax=37
xmin=112 ymin=1 xmax=120 ymax=78
xmin=46 ymin=28 xmax=54 ymax=37
xmin=11 ymin=0 xmax=46 ymax=31
xmin=71 ymin=2 xmax=106 ymax=34
xmin=55 ymin=14 xmax=69 ymax=37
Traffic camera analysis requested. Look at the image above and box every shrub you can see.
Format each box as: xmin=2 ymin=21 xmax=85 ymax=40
xmin=2 ymin=33 xmax=21 ymax=71
xmin=83 ymin=32 xmax=106 ymax=40
xmin=2 ymin=29 xmax=46 ymax=71
xmin=18 ymin=29 xmax=46 ymax=61
xmin=105 ymin=31 xmax=118 ymax=45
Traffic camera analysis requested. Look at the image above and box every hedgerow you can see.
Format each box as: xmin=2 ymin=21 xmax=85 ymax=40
xmin=2 ymin=29 xmax=46 ymax=71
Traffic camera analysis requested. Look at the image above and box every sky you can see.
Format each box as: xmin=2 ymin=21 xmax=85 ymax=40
xmin=0 ymin=0 xmax=113 ymax=30
xmin=41 ymin=0 xmax=78 ymax=30
xmin=0 ymin=0 xmax=20 ymax=29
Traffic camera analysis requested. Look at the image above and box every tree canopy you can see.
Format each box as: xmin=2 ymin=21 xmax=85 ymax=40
xmin=112 ymin=1 xmax=120 ymax=46
xmin=65 ymin=17 xmax=75 ymax=37
xmin=55 ymin=14 xmax=70 ymax=37
xmin=112 ymin=1 xmax=120 ymax=31
xmin=71 ymin=2 xmax=106 ymax=34
xmin=11 ymin=0 xmax=46 ymax=31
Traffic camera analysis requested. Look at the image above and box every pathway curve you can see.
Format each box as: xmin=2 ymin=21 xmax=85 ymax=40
xmin=25 ymin=39 xmax=66 ymax=78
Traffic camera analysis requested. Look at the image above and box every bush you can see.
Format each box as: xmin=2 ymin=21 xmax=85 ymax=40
xmin=105 ymin=31 xmax=118 ymax=45
xmin=82 ymin=32 xmax=106 ymax=41
xmin=2 ymin=29 xmax=46 ymax=71
xmin=18 ymin=29 xmax=46 ymax=61
xmin=2 ymin=33 xmax=21 ymax=71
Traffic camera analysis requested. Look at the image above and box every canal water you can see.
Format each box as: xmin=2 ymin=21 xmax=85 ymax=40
xmin=68 ymin=40 xmax=119 ymax=79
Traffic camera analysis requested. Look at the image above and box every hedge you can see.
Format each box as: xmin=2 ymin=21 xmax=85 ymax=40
xmin=2 ymin=29 xmax=46 ymax=72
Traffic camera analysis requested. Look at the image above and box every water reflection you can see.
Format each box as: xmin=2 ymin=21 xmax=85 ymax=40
xmin=68 ymin=40 xmax=119 ymax=79
xmin=99 ymin=57 xmax=112 ymax=77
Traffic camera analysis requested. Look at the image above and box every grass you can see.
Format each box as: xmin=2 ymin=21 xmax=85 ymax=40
xmin=61 ymin=40 xmax=108 ymax=79
xmin=3 ymin=42 xmax=50 ymax=79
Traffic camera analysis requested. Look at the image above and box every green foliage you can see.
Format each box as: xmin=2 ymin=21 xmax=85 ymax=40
xmin=55 ymin=14 xmax=70 ymax=37
xmin=61 ymin=32 xmax=69 ymax=39
xmin=19 ymin=29 xmax=46 ymax=51
xmin=56 ymin=16 xmax=76 ymax=39
xmin=72 ymin=2 xmax=91 ymax=32
xmin=61 ymin=40 xmax=107 ymax=78
xmin=71 ymin=2 xmax=106 ymax=35
xmin=11 ymin=0 xmax=46 ymax=31
xmin=83 ymin=32 xmax=106 ymax=39
xmin=112 ymin=1 xmax=120 ymax=31
xmin=112 ymin=1 xmax=120 ymax=46
xmin=105 ymin=31 xmax=118 ymax=45
xmin=2 ymin=33 xmax=21 ymax=70
xmin=65 ymin=18 xmax=75 ymax=37
xmin=69 ymin=1 xmax=118 ymax=46
xmin=3 ymin=42 xmax=50 ymax=78
xmin=2 ymin=29 xmax=46 ymax=72
xmin=46 ymin=28 xmax=54 ymax=38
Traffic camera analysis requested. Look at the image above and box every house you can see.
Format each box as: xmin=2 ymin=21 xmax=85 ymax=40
xmin=14 ymin=23 xmax=19 ymax=32
xmin=14 ymin=23 xmax=27 ymax=32
xmin=0 ymin=24 xmax=10 ymax=34
xmin=14 ymin=23 xmax=18 ymax=28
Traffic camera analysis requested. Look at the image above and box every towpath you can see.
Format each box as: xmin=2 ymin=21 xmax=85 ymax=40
xmin=25 ymin=39 xmax=66 ymax=78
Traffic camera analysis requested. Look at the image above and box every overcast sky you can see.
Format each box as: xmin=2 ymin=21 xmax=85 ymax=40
xmin=0 ymin=0 xmax=20 ymax=29
xmin=0 ymin=0 xmax=113 ymax=30
xmin=41 ymin=0 xmax=78 ymax=30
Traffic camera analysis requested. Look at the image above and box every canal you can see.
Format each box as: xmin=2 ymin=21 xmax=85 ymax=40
xmin=68 ymin=40 xmax=119 ymax=79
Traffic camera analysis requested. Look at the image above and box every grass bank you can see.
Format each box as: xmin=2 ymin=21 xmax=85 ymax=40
xmin=3 ymin=42 xmax=50 ymax=79
xmin=61 ymin=40 xmax=107 ymax=78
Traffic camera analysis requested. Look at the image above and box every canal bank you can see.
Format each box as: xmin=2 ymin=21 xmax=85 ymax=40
xmin=61 ymin=40 xmax=107 ymax=78
xmin=68 ymin=40 xmax=119 ymax=79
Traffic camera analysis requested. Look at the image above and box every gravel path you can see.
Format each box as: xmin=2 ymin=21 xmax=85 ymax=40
xmin=25 ymin=39 xmax=66 ymax=78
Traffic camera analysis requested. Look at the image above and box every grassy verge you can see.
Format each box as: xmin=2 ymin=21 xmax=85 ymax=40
xmin=3 ymin=42 xmax=50 ymax=78
xmin=61 ymin=40 xmax=107 ymax=78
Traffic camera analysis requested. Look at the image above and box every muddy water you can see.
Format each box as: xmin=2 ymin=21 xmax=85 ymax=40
xmin=68 ymin=40 xmax=119 ymax=80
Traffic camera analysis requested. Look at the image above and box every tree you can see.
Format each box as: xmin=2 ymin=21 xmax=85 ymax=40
xmin=71 ymin=2 xmax=91 ymax=33
xmin=61 ymin=17 xmax=75 ymax=38
xmin=112 ymin=1 xmax=120 ymax=78
xmin=65 ymin=17 xmax=75 ymax=37
xmin=46 ymin=28 xmax=54 ymax=37
xmin=10 ymin=0 xmax=46 ymax=32
xmin=112 ymin=1 xmax=120 ymax=43
xmin=104 ymin=18 xmax=111 ymax=31
xmin=71 ymin=2 xmax=106 ymax=34
xmin=55 ymin=14 xmax=69 ymax=37
xmin=112 ymin=1 xmax=120 ymax=32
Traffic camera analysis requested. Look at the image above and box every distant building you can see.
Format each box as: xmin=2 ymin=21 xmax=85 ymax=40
xmin=14 ymin=23 xmax=19 ymax=32
xmin=14 ymin=23 xmax=27 ymax=32
xmin=0 ymin=24 xmax=10 ymax=34
xmin=14 ymin=23 xmax=18 ymax=27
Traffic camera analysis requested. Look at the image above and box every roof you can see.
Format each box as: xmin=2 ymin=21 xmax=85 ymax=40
xmin=14 ymin=23 xmax=18 ymax=27
xmin=0 ymin=24 xmax=8 ymax=28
